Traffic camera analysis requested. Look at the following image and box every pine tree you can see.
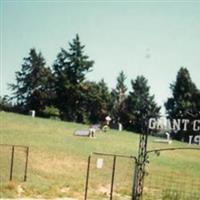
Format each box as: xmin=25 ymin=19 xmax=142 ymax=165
xmin=165 ymin=67 xmax=200 ymax=141
xmin=165 ymin=67 xmax=198 ymax=118
xmin=97 ymin=79 xmax=112 ymax=120
xmin=116 ymin=71 xmax=127 ymax=104
xmin=53 ymin=34 xmax=94 ymax=122
xmin=111 ymin=71 xmax=127 ymax=123
xmin=9 ymin=49 xmax=53 ymax=115
xmin=123 ymin=75 xmax=160 ymax=132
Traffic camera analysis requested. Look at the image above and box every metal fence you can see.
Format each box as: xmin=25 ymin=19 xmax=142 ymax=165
xmin=84 ymin=148 xmax=200 ymax=200
xmin=0 ymin=144 xmax=29 ymax=182
xmin=84 ymin=152 xmax=137 ymax=200
xmin=142 ymin=149 xmax=200 ymax=200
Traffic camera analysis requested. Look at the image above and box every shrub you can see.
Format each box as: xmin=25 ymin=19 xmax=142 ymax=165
xmin=43 ymin=106 xmax=60 ymax=119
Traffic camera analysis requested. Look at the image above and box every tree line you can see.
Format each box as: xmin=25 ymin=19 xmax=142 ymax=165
xmin=1 ymin=34 xmax=200 ymax=140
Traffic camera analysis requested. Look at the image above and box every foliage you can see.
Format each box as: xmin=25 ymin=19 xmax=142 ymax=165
xmin=9 ymin=49 xmax=53 ymax=115
xmin=165 ymin=67 xmax=200 ymax=141
xmin=53 ymin=34 xmax=94 ymax=122
xmin=43 ymin=106 xmax=60 ymax=119
xmin=83 ymin=79 xmax=111 ymax=124
xmin=8 ymin=36 xmax=199 ymax=134
xmin=111 ymin=71 xmax=127 ymax=123
xmin=165 ymin=67 xmax=198 ymax=118
xmin=0 ymin=95 xmax=13 ymax=111
xmin=122 ymin=75 xmax=160 ymax=132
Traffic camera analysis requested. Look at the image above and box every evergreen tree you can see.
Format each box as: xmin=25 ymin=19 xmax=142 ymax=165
xmin=9 ymin=49 xmax=53 ymax=115
xmin=123 ymin=75 xmax=160 ymax=132
xmin=111 ymin=71 xmax=127 ymax=123
xmin=53 ymin=34 xmax=94 ymax=122
xmin=165 ymin=67 xmax=200 ymax=141
xmin=97 ymin=79 xmax=112 ymax=120
xmin=0 ymin=95 xmax=12 ymax=111
xmin=84 ymin=80 xmax=111 ymax=124
xmin=165 ymin=67 xmax=198 ymax=118
xmin=116 ymin=71 xmax=127 ymax=104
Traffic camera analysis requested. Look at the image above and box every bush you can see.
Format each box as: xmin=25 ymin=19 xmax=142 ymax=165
xmin=0 ymin=95 xmax=13 ymax=112
xmin=43 ymin=106 xmax=60 ymax=119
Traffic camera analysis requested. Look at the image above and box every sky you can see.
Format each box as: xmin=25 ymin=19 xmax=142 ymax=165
xmin=1 ymin=0 xmax=200 ymax=114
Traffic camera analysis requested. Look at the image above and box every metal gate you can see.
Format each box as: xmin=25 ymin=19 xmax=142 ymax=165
xmin=84 ymin=147 xmax=200 ymax=200
xmin=84 ymin=152 xmax=137 ymax=200
xmin=0 ymin=144 xmax=29 ymax=182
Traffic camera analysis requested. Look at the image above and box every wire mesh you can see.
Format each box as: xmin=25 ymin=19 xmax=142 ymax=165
xmin=0 ymin=144 xmax=28 ymax=182
xmin=114 ymin=157 xmax=135 ymax=200
xmin=0 ymin=145 xmax=11 ymax=182
xmin=12 ymin=146 xmax=27 ymax=181
xmin=142 ymin=151 xmax=200 ymax=200
xmin=86 ymin=153 xmax=136 ymax=200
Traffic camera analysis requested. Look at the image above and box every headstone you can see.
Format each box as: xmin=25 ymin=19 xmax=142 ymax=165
xmin=89 ymin=128 xmax=96 ymax=137
xmin=74 ymin=130 xmax=90 ymax=137
xmin=118 ymin=123 xmax=123 ymax=131
xmin=165 ymin=132 xmax=170 ymax=141
xmin=30 ymin=110 xmax=35 ymax=118
xmin=154 ymin=132 xmax=172 ymax=144
xmin=105 ymin=116 xmax=111 ymax=125
xmin=91 ymin=124 xmax=101 ymax=131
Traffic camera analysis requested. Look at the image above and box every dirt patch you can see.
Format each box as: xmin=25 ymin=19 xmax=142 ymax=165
xmin=98 ymin=185 xmax=110 ymax=196
xmin=17 ymin=184 xmax=25 ymax=197
xmin=60 ymin=186 xmax=70 ymax=193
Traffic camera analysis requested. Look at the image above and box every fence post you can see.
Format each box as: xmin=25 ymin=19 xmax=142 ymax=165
xmin=10 ymin=145 xmax=15 ymax=181
xmin=84 ymin=155 xmax=91 ymax=200
xmin=131 ymin=117 xmax=149 ymax=200
xmin=24 ymin=147 xmax=29 ymax=181
xmin=110 ymin=155 xmax=117 ymax=200
xmin=132 ymin=160 xmax=139 ymax=200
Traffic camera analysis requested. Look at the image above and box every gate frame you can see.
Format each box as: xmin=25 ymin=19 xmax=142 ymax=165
xmin=132 ymin=115 xmax=150 ymax=200
xmin=84 ymin=152 xmax=137 ymax=200
xmin=132 ymin=141 xmax=200 ymax=200
xmin=0 ymin=144 xmax=29 ymax=181
xmin=84 ymin=121 xmax=200 ymax=200
xmin=146 ymin=147 xmax=200 ymax=155
xmin=131 ymin=113 xmax=200 ymax=200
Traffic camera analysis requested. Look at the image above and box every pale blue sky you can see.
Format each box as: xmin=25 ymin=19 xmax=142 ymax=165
xmin=1 ymin=0 xmax=200 ymax=113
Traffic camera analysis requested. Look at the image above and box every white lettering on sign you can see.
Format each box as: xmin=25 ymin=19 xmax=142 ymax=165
xmin=148 ymin=118 xmax=200 ymax=132
xmin=193 ymin=120 xmax=200 ymax=131
xmin=182 ymin=119 xmax=190 ymax=131
xmin=194 ymin=135 xmax=200 ymax=145
xmin=189 ymin=135 xmax=200 ymax=145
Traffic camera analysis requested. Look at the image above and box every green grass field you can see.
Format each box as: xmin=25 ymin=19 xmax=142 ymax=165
xmin=0 ymin=112 xmax=200 ymax=199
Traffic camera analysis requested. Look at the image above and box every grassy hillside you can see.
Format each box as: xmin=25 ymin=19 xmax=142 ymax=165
xmin=0 ymin=112 xmax=199 ymax=199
